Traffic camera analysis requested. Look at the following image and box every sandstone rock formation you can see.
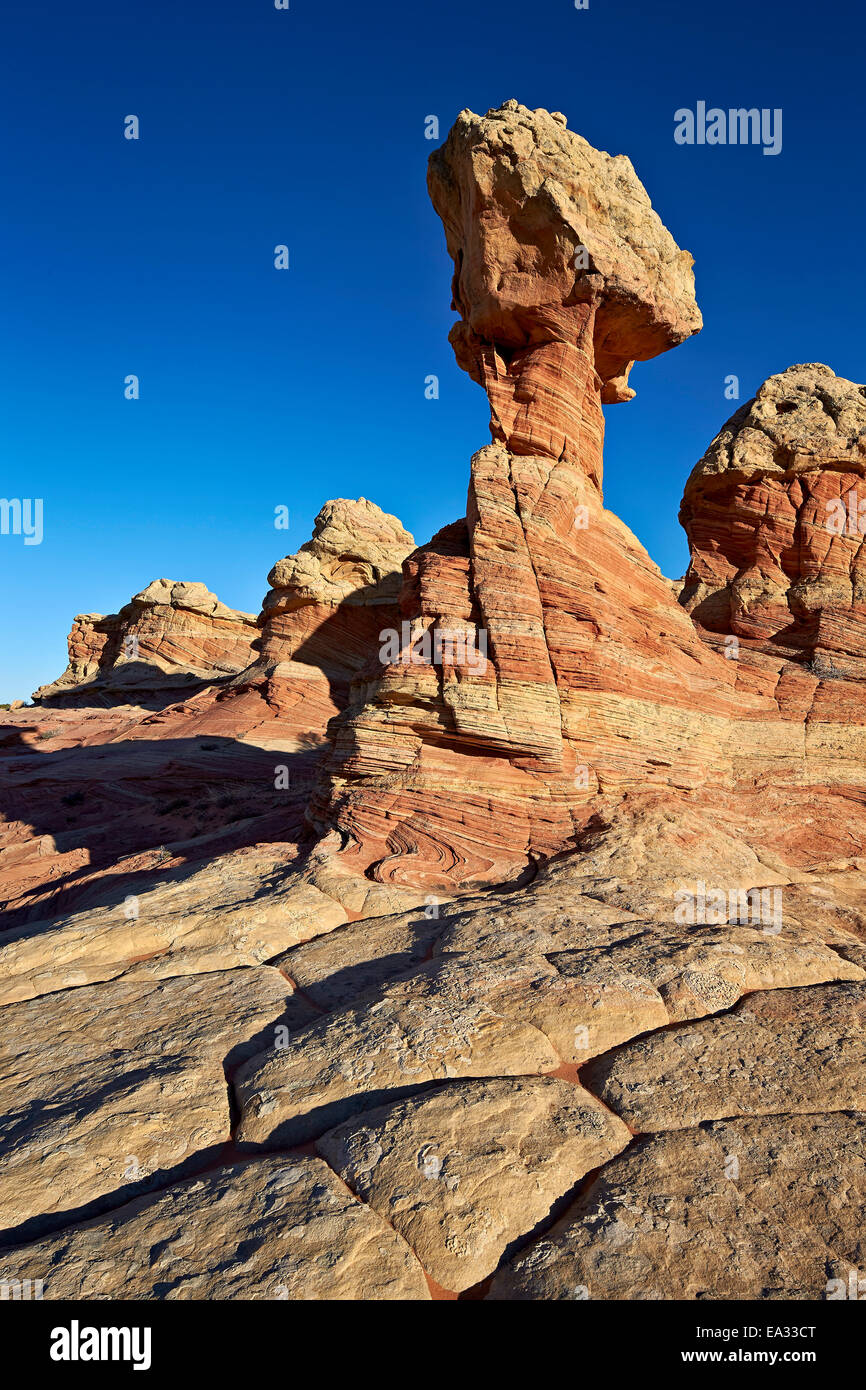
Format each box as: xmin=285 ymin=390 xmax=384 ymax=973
xmin=9 ymin=1155 xmax=430 ymax=1300
xmin=489 ymin=1113 xmax=866 ymax=1301
xmin=317 ymin=1078 xmax=630 ymax=1292
xmin=1 ymin=501 xmax=414 ymax=928
xmin=252 ymin=498 xmax=414 ymax=725
xmin=311 ymin=103 xmax=865 ymax=893
xmin=33 ymin=580 xmax=259 ymax=706
xmin=427 ymin=99 xmax=702 ymax=465
xmin=1 ymin=100 xmax=865 ymax=1304
xmin=681 ymin=363 xmax=866 ymax=670
xmin=259 ymin=499 xmax=414 ymax=678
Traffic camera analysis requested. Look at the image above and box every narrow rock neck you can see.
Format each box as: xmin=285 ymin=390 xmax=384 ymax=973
xmin=452 ymin=298 xmax=605 ymax=489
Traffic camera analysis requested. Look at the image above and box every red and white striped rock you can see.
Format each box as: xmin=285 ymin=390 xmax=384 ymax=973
xmin=33 ymin=581 xmax=258 ymax=705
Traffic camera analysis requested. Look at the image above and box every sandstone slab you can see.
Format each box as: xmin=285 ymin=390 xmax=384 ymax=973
xmin=235 ymin=954 xmax=564 ymax=1147
xmin=489 ymin=1113 xmax=866 ymax=1300
xmin=0 ymin=967 xmax=304 ymax=1241
xmin=583 ymin=981 xmax=866 ymax=1131
xmin=237 ymin=914 xmax=862 ymax=1150
xmin=0 ymin=856 xmax=345 ymax=1004
xmin=318 ymin=1076 xmax=630 ymax=1291
xmin=1 ymin=1155 xmax=430 ymax=1300
xmin=33 ymin=580 xmax=258 ymax=706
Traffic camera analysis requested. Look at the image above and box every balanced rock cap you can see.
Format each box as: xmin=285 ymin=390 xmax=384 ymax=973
xmin=428 ymin=99 xmax=702 ymax=394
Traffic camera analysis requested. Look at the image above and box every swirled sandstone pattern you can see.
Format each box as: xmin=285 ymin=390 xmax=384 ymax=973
xmin=1 ymin=101 xmax=865 ymax=1303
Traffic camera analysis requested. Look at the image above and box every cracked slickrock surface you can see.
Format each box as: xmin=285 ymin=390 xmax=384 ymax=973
xmin=0 ymin=857 xmax=347 ymax=1005
xmin=488 ymin=1113 xmax=866 ymax=1301
xmin=582 ymin=980 xmax=866 ymax=1131
xmin=2 ymin=808 xmax=865 ymax=1297
xmin=0 ymin=967 xmax=312 ymax=1241
xmin=2 ymin=1155 xmax=430 ymax=1300
xmin=2 ymin=799 xmax=864 ymax=1299
xmin=1 ymin=102 xmax=865 ymax=1301
xmin=234 ymin=903 xmax=861 ymax=1148
xmin=317 ymin=1077 xmax=630 ymax=1291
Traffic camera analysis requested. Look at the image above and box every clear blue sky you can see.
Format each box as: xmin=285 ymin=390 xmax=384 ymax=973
xmin=1 ymin=0 xmax=863 ymax=701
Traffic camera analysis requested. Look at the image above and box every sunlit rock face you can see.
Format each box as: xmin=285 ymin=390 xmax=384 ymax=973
xmin=305 ymin=108 xmax=866 ymax=894
xmin=4 ymin=506 xmax=414 ymax=926
xmin=256 ymin=497 xmax=415 ymax=704
xmin=32 ymin=580 xmax=258 ymax=706
xmin=676 ymin=363 xmax=866 ymax=784
xmin=310 ymin=103 xmax=743 ymax=889
xmin=3 ymin=99 xmax=866 ymax=1305
xmin=680 ymin=363 xmax=866 ymax=668
xmin=427 ymin=98 xmax=702 ymax=478
xmin=17 ymin=108 xmax=866 ymax=910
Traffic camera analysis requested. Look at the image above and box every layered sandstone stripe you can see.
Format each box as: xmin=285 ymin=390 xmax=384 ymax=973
xmin=33 ymin=580 xmax=258 ymax=705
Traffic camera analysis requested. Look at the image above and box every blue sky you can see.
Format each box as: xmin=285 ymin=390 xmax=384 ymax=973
xmin=1 ymin=0 xmax=863 ymax=701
